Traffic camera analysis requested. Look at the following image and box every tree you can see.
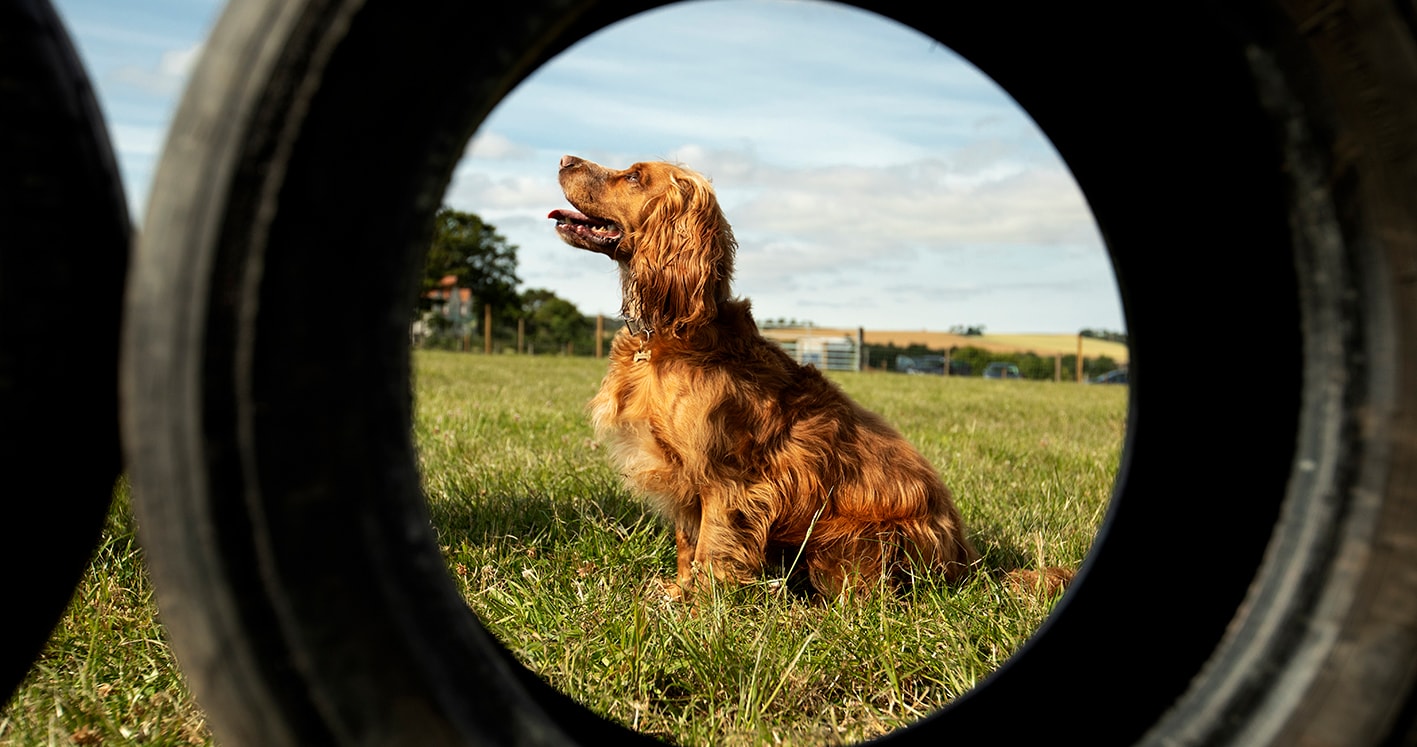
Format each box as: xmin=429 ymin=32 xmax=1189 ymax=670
xmin=1080 ymin=328 xmax=1129 ymax=344
xmin=420 ymin=207 xmax=521 ymax=319
xmin=520 ymin=288 xmax=594 ymax=353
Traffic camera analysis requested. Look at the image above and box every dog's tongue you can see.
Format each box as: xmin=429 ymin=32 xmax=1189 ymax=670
xmin=548 ymin=208 xmax=612 ymax=227
xmin=548 ymin=208 xmax=579 ymax=222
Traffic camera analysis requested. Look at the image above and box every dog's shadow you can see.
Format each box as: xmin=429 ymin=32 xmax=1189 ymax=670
xmin=425 ymin=486 xmax=1071 ymax=603
xmin=971 ymin=531 xmax=1060 ymax=574
xmin=424 ymin=484 xmax=660 ymax=556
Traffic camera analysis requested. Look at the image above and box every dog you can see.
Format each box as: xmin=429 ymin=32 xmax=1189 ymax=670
xmin=550 ymin=155 xmax=1067 ymax=599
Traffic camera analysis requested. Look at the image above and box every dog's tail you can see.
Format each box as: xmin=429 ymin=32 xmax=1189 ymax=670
xmin=1000 ymin=566 xmax=1075 ymax=596
xmin=988 ymin=528 xmax=1077 ymax=597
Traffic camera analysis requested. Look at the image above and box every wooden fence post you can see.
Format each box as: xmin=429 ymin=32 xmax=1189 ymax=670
xmin=1076 ymin=334 xmax=1083 ymax=382
xmin=596 ymin=315 xmax=604 ymax=358
xmin=484 ymin=305 xmax=492 ymax=355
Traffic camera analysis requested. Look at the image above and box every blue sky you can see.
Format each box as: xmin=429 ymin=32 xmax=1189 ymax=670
xmin=51 ymin=0 xmax=1124 ymax=334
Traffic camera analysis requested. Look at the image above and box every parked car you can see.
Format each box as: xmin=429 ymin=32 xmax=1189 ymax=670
xmin=982 ymin=362 xmax=1022 ymax=379
xmin=1089 ymin=368 xmax=1128 ymax=384
xmin=897 ymin=354 xmax=940 ymax=375
xmin=896 ymin=355 xmax=971 ymax=376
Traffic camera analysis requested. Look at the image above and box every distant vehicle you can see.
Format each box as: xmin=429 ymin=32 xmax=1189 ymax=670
xmin=982 ymin=362 xmax=1022 ymax=379
xmin=896 ymin=354 xmax=971 ymax=376
xmin=1090 ymin=368 xmax=1128 ymax=384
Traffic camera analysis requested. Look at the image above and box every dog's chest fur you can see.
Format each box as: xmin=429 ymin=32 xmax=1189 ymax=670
xmin=588 ymin=328 xmax=704 ymax=522
xmin=587 ymin=311 xmax=850 ymax=524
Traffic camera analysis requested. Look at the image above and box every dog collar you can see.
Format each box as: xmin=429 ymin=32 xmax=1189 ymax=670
xmin=624 ymin=317 xmax=653 ymax=362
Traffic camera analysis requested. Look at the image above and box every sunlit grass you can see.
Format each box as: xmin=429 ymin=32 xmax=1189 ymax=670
xmin=1 ymin=350 xmax=1124 ymax=746
xmin=417 ymin=351 xmax=1125 ymax=745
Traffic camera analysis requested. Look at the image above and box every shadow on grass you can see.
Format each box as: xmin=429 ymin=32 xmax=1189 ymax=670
xmin=425 ymin=483 xmax=654 ymax=545
xmin=425 ymin=481 xmax=1075 ymax=610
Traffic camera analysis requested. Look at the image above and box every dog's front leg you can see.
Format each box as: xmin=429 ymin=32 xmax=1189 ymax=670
xmin=674 ymin=518 xmax=699 ymax=592
xmin=691 ymin=498 xmax=767 ymax=590
xmin=654 ymin=505 xmax=701 ymax=602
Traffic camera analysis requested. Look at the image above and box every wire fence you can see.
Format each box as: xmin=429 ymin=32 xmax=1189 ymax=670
xmin=412 ymin=315 xmax=1126 ymax=383
xmin=760 ymin=328 xmax=864 ymax=371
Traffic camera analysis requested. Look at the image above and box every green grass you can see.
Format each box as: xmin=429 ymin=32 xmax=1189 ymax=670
xmin=419 ymin=352 xmax=1123 ymax=744
xmin=0 ymin=483 xmax=210 ymax=746
xmin=2 ymin=351 xmax=1125 ymax=746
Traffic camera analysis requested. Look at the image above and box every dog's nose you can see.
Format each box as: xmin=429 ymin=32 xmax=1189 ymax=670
xmin=560 ymin=155 xmax=582 ymax=170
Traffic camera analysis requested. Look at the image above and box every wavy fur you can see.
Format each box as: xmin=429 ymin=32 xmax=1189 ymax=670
xmin=552 ymin=155 xmax=1067 ymax=599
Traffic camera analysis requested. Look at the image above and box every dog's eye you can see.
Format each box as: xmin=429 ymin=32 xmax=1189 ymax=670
xmin=625 ymin=171 xmax=640 ymax=184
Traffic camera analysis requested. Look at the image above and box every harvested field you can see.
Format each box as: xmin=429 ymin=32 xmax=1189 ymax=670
xmin=762 ymin=327 xmax=1129 ymax=364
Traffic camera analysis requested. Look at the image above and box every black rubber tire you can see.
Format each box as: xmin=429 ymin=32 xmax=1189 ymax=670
xmin=0 ymin=0 xmax=129 ymax=701
xmin=119 ymin=0 xmax=1417 ymax=745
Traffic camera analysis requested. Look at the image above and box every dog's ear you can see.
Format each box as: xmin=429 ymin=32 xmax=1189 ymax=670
xmin=630 ymin=170 xmax=736 ymax=335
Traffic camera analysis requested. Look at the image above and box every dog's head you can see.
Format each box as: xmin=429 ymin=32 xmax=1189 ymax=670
xmin=550 ymin=155 xmax=735 ymax=334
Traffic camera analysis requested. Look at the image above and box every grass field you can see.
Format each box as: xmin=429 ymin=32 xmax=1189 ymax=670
xmin=2 ymin=351 xmax=1126 ymax=746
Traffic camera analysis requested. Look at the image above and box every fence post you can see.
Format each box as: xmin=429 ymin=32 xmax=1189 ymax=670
xmin=484 ymin=305 xmax=492 ymax=355
xmin=596 ymin=315 xmax=604 ymax=358
xmin=1076 ymin=333 xmax=1083 ymax=382
xmin=517 ymin=318 xmax=524 ymax=354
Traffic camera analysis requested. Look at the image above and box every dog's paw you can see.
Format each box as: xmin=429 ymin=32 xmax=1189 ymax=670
xmin=648 ymin=578 xmax=686 ymax=603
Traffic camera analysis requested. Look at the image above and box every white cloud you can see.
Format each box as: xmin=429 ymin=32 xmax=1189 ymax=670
xmin=110 ymin=42 xmax=202 ymax=95
xmin=159 ymin=43 xmax=201 ymax=78
xmin=465 ymin=131 xmax=535 ymax=161
xmin=725 ymin=157 xmax=1098 ymax=252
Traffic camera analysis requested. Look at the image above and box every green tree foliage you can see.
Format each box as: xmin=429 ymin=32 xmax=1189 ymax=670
xmin=421 ymin=207 xmax=521 ymax=318
xmin=520 ymin=288 xmax=597 ymax=353
xmin=760 ymin=318 xmax=815 ymax=329
xmin=415 ymin=208 xmax=622 ymax=355
xmin=1080 ymin=328 xmax=1128 ymax=344
xmin=865 ymin=343 xmax=1121 ymax=380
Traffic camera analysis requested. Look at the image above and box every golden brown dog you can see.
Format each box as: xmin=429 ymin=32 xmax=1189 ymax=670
xmin=550 ymin=154 xmax=1061 ymax=599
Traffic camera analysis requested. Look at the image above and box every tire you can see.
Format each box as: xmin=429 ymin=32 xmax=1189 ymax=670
xmin=0 ymin=0 xmax=129 ymax=700
xmin=119 ymin=1 xmax=1417 ymax=745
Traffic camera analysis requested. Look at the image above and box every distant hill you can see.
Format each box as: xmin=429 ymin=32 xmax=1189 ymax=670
xmin=761 ymin=327 xmax=1130 ymax=364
